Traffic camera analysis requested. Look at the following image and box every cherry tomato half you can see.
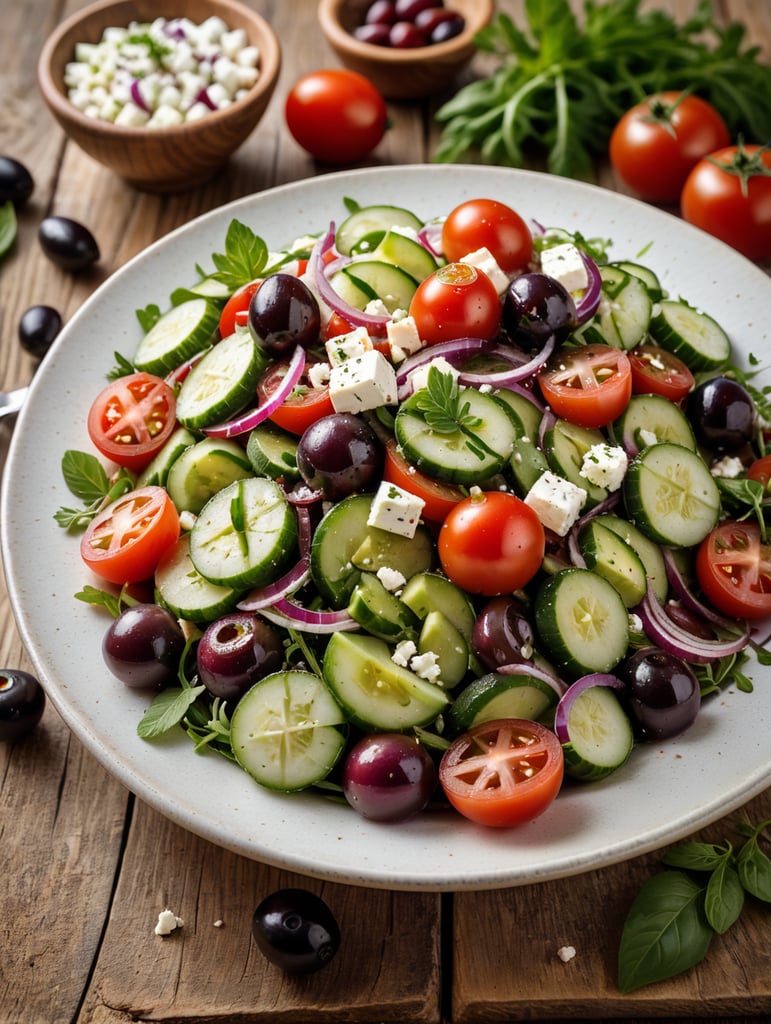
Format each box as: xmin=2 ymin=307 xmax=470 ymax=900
xmin=696 ymin=520 xmax=771 ymax=620
xmin=441 ymin=198 xmax=533 ymax=275
xmin=409 ymin=262 xmax=501 ymax=346
xmin=439 ymin=718 xmax=564 ymax=828
xmin=87 ymin=372 xmax=177 ymax=472
xmin=81 ymin=486 xmax=180 ymax=585
xmin=438 ymin=490 xmax=545 ymax=596
xmin=609 ymin=92 xmax=730 ymax=203
xmin=628 ymin=344 xmax=695 ymax=403
xmin=383 ymin=438 xmax=464 ymax=523
xmin=285 ymin=69 xmax=388 ymax=164
xmin=257 ymin=357 xmax=335 ymax=436
xmin=537 ymin=344 xmax=632 ymax=429
xmin=219 ymin=279 xmax=262 ymax=337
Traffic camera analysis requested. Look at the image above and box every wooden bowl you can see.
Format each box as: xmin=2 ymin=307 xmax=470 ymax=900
xmin=317 ymin=0 xmax=494 ymax=100
xmin=37 ymin=0 xmax=281 ymax=192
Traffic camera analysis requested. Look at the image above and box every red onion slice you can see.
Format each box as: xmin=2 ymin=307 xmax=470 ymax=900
xmin=574 ymin=252 xmax=602 ymax=324
xmin=637 ymin=580 xmax=750 ymax=664
xmin=395 ymin=336 xmax=494 ymax=399
xmin=310 ymin=225 xmax=391 ymax=333
xmin=238 ymin=507 xmax=312 ymax=611
xmin=260 ymin=598 xmax=360 ymax=634
xmin=417 ymin=222 xmax=444 ymax=259
xmin=130 ymin=78 xmax=151 ymax=113
xmin=553 ymin=672 xmax=626 ymax=744
xmin=458 ymin=335 xmax=557 ymax=388
xmin=661 ymin=547 xmax=743 ymax=631
xmin=496 ymin=661 xmax=567 ymax=700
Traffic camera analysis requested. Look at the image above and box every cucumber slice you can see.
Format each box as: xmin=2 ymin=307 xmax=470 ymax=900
xmin=578 ymin=519 xmax=647 ymax=608
xmin=350 ymin=527 xmax=434 ymax=577
xmin=230 ymin=670 xmax=347 ymax=791
xmin=166 ymin=437 xmax=254 ymax=514
xmin=366 ymin=229 xmax=439 ymax=282
xmin=417 ymin=610 xmax=468 ymax=689
xmin=396 ymin=386 xmax=518 ymax=484
xmin=557 ymin=682 xmax=634 ymax=781
xmin=186 ymin=276 xmax=231 ymax=301
xmin=155 ymin=533 xmax=241 ymax=622
xmin=189 ymin=477 xmax=297 ymax=589
xmin=535 ymin=568 xmax=630 ymax=678
xmin=611 ymin=393 xmax=696 ymax=452
xmin=341 ymin=260 xmax=419 ymax=314
xmin=136 ymin=426 xmax=198 ymax=488
xmin=576 ymin=265 xmax=651 ymax=350
xmin=543 ymin=418 xmax=608 ymax=508
xmin=245 ymin=421 xmax=300 ymax=481
xmin=336 ymin=204 xmax=424 ymax=256
xmin=448 ymin=671 xmax=560 ymax=736
xmin=610 ymin=260 xmax=664 ymax=302
xmin=346 ymin=571 xmax=421 ymax=642
xmin=509 ymin=436 xmax=550 ymax=497
xmin=649 ymin=299 xmax=731 ymax=371
xmin=623 ymin=442 xmax=720 ymax=547
xmin=134 ymin=298 xmax=220 ymax=375
xmin=593 ymin=514 xmax=668 ymax=604
xmin=328 ymin=268 xmax=376 ymax=309
xmin=399 ymin=571 xmax=476 ymax=641
xmin=322 ymin=631 xmax=449 ymax=730
xmin=176 ymin=331 xmax=268 ymax=430
xmin=493 ymin=388 xmax=544 ymax=441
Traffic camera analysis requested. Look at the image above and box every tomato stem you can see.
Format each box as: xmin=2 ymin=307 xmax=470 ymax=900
xmin=706 ymin=138 xmax=771 ymax=198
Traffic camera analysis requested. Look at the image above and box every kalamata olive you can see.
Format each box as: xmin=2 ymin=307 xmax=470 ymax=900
xmin=502 ymin=272 xmax=577 ymax=351
xmin=472 ymin=596 xmax=535 ymax=671
xmin=0 ymin=669 xmax=45 ymax=742
xmin=296 ymin=412 xmax=383 ymax=500
xmin=342 ymin=733 xmax=437 ymax=821
xmin=38 ymin=215 xmax=100 ymax=272
xmin=103 ymin=604 xmax=185 ymax=690
xmin=252 ymin=888 xmax=340 ymax=974
xmin=248 ymin=273 xmax=320 ymax=356
xmin=686 ymin=376 xmax=757 ymax=452
xmin=196 ymin=612 xmax=283 ymax=703
xmin=394 ymin=0 xmax=435 ymax=18
xmin=428 ymin=15 xmax=464 ymax=42
xmin=365 ymin=0 xmax=397 ymax=24
xmin=389 ymin=21 xmax=428 ymax=46
xmin=0 ymin=156 xmax=34 ymax=207
xmin=18 ymin=305 xmax=62 ymax=359
xmin=619 ymin=646 xmax=701 ymax=740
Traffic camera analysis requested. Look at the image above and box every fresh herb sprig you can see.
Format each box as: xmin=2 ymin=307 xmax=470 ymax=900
xmin=210 ymin=219 xmax=268 ymax=292
xmin=618 ymin=817 xmax=771 ymax=993
xmin=434 ymin=0 xmax=771 ymax=180
xmin=412 ymin=366 xmax=499 ymax=462
xmin=54 ymin=450 xmax=134 ymax=532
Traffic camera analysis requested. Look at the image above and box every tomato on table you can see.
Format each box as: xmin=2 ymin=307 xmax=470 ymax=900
xmin=409 ymin=262 xmax=501 ymax=346
xmin=537 ymin=344 xmax=632 ymax=429
xmin=219 ymin=278 xmax=262 ymax=337
xmin=438 ymin=490 xmax=545 ymax=596
xmin=383 ymin=439 xmax=465 ymax=523
xmin=609 ymin=91 xmax=730 ymax=202
xmin=441 ymin=198 xmax=533 ymax=275
xmin=628 ymin=344 xmax=694 ymax=403
xmin=87 ymin=372 xmax=177 ymax=472
xmin=257 ymin=356 xmax=335 ymax=435
xmin=439 ymin=718 xmax=564 ymax=828
xmin=80 ymin=486 xmax=180 ymax=585
xmin=696 ymin=520 xmax=771 ymax=620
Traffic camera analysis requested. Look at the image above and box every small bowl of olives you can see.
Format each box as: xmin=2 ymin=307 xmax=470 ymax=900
xmin=317 ymin=0 xmax=494 ymax=100
xmin=37 ymin=0 xmax=281 ymax=192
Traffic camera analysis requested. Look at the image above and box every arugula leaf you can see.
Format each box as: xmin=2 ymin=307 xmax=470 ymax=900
xmin=210 ymin=219 xmax=268 ymax=291
xmin=0 ymin=200 xmax=17 ymax=260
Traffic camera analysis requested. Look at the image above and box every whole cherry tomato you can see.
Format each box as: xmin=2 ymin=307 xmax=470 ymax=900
xmin=409 ymin=262 xmax=501 ymax=345
xmin=441 ymin=198 xmax=533 ymax=274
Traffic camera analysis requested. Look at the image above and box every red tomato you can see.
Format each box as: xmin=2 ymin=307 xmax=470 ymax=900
xmin=383 ymin=439 xmax=465 ymax=523
xmin=285 ymin=69 xmax=388 ymax=164
xmin=409 ymin=262 xmax=501 ymax=346
xmin=257 ymin=357 xmax=335 ymax=436
xmin=87 ymin=372 xmax=177 ymax=472
xmin=80 ymin=486 xmax=180 ymax=585
xmin=628 ymin=344 xmax=695 ymax=403
xmin=438 ymin=490 xmax=545 ymax=596
xmin=324 ymin=311 xmax=357 ymax=341
xmin=681 ymin=143 xmax=771 ymax=261
xmin=537 ymin=344 xmax=632 ymax=429
xmin=609 ymin=92 xmax=730 ymax=203
xmin=746 ymin=454 xmax=771 ymax=494
xmin=439 ymin=719 xmax=564 ymax=828
xmin=696 ymin=521 xmax=771 ymax=620
xmin=219 ymin=279 xmax=262 ymax=337
xmin=441 ymin=198 xmax=533 ymax=275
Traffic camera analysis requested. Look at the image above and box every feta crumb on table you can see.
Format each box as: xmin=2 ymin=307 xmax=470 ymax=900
xmin=154 ymin=908 xmax=184 ymax=936
xmin=557 ymin=945 xmax=576 ymax=963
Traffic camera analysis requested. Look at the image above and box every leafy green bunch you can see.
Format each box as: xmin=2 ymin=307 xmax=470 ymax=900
xmin=434 ymin=0 xmax=771 ymax=179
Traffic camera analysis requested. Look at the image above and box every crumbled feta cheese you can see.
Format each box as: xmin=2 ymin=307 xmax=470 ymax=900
xmin=307 ymin=361 xmax=331 ymax=389
xmin=524 ymin=471 xmax=586 ymax=536
xmin=628 ymin=612 xmax=644 ymax=634
xmin=363 ymin=298 xmax=391 ymax=318
xmin=580 ymin=443 xmax=628 ymax=491
xmin=387 ymin=314 xmax=423 ymax=361
xmin=557 ymin=945 xmax=576 ymax=963
xmin=638 ymin=428 xmax=658 ymax=448
xmin=410 ymin=650 xmax=442 ymax=682
xmin=329 ymin=349 xmax=397 ymax=413
xmin=367 ymin=481 xmax=425 ymax=538
xmin=155 ymin=908 xmax=184 ymax=936
xmin=325 ymin=325 xmax=373 ymax=367
xmin=710 ymin=455 xmax=744 ymax=479
xmin=460 ymin=246 xmax=510 ymax=294
xmin=392 ymin=639 xmax=418 ymax=667
xmin=407 ymin=356 xmax=459 ymax=393
xmin=376 ymin=565 xmax=406 ymax=592
xmin=541 ymin=243 xmax=588 ymax=295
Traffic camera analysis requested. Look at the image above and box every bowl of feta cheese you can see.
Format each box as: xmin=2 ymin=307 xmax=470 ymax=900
xmin=37 ymin=0 xmax=281 ymax=192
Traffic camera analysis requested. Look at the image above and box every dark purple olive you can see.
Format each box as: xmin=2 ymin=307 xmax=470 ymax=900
xmin=389 ymin=21 xmax=428 ymax=46
xmin=252 ymin=888 xmax=340 ymax=974
xmin=248 ymin=273 xmax=320 ymax=357
xmin=414 ymin=6 xmax=457 ymax=32
xmin=686 ymin=376 xmax=757 ymax=453
xmin=365 ymin=0 xmax=397 ymax=24
xmin=620 ymin=646 xmax=701 ymax=741
xmin=196 ymin=612 xmax=283 ymax=703
xmin=472 ymin=596 xmax=535 ymax=671
xmin=502 ymin=272 xmax=577 ymax=351
xmin=354 ymin=23 xmax=391 ymax=44
xmin=394 ymin=0 xmax=436 ymax=19
xmin=38 ymin=215 xmax=100 ymax=272
xmin=429 ymin=15 xmax=464 ymax=42
xmin=103 ymin=604 xmax=185 ymax=690
xmin=0 ymin=669 xmax=45 ymax=742
xmin=342 ymin=733 xmax=437 ymax=821
xmin=0 ymin=156 xmax=34 ymax=207
xmin=296 ymin=412 xmax=383 ymax=500
xmin=18 ymin=305 xmax=62 ymax=359
xmin=664 ymin=601 xmax=716 ymax=641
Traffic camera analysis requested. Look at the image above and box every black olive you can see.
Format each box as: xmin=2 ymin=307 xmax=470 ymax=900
xmin=0 ymin=669 xmax=46 ymax=742
xmin=252 ymin=888 xmax=340 ymax=974
xmin=0 ymin=156 xmax=34 ymax=208
xmin=18 ymin=305 xmax=63 ymax=359
xmin=38 ymin=215 xmax=100 ymax=272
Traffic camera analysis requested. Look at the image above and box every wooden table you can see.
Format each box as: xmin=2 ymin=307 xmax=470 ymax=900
xmin=1 ymin=2 xmax=769 ymax=1021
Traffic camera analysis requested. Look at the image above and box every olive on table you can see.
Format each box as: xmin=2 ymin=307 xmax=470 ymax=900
xmin=686 ymin=376 xmax=757 ymax=453
xmin=103 ymin=604 xmax=185 ymax=690
xmin=248 ymin=273 xmax=320 ymax=357
xmin=0 ymin=669 xmax=45 ymax=742
xmin=620 ymin=646 xmax=701 ymax=740
xmin=502 ymin=272 xmax=577 ymax=351
xmin=0 ymin=156 xmax=34 ymax=207
xmin=252 ymin=888 xmax=341 ymax=974
xmin=196 ymin=612 xmax=283 ymax=703
xmin=296 ymin=412 xmax=383 ymax=500
xmin=18 ymin=305 xmax=62 ymax=359
xmin=38 ymin=215 xmax=100 ymax=272
xmin=342 ymin=732 xmax=437 ymax=821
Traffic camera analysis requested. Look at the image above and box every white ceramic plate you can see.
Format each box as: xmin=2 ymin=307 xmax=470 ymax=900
xmin=3 ymin=165 xmax=770 ymax=892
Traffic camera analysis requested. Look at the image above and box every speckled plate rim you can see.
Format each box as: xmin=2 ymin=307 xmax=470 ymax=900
xmin=3 ymin=164 xmax=770 ymax=892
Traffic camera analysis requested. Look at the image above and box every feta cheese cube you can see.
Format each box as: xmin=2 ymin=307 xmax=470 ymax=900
xmin=460 ymin=246 xmax=510 ymax=294
xmin=540 ymin=243 xmax=589 ymax=295
xmin=579 ymin=443 xmax=628 ymax=491
xmin=376 ymin=565 xmax=406 ymax=592
xmin=407 ymin=356 xmax=459 ymax=393
xmin=329 ymin=349 xmax=397 ymax=413
xmin=524 ymin=471 xmax=587 ymax=536
xmin=367 ymin=481 xmax=425 ymax=538
xmin=325 ymin=325 xmax=373 ymax=367
xmin=387 ymin=314 xmax=423 ymax=361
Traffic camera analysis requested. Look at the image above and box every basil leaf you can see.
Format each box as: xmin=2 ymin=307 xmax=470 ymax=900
xmin=0 ymin=200 xmax=17 ymax=260
xmin=662 ymin=841 xmax=729 ymax=872
xmin=705 ymin=860 xmax=744 ymax=934
xmin=137 ymin=685 xmax=206 ymax=739
xmin=736 ymin=832 xmax=771 ymax=902
xmin=61 ymin=449 xmax=110 ymax=502
xmin=211 ymin=219 xmax=268 ymax=291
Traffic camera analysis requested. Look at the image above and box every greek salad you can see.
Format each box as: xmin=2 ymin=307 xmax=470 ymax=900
xmin=57 ymin=194 xmax=771 ymax=829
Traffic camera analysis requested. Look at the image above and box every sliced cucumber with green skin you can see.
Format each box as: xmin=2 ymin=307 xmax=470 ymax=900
xmin=175 ymin=330 xmax=269 ymax=430
xmin=575 ymin=265 xmax=651 ymax=350
xmin=340 ymin=260 xmax=419 ymax=313
xmin=509 ymin=436 xmax=550 ymax=497
xmin=396 ymin=387 xmax=518 ymax=484
xmin=245 ymin=421 xmax=300 ymax=481
xmin=623 ymin=442 xmax=720 ymax=548
xmin=350 ymin=525 xmax=434 ymax=578
xmin=555 ymin=677 xmax=634 ymax=781
xmin=578 ymin=519 xmax=647 ymax=608
xmin=166 ymin=437 xmax=253 ymax=514
xmin=346 ymin=571 xmax=421 ymax=642
xmin=610 ymin=260 xmax=665 ymax=302
xmin=335 ymin=204 xmax=424 ymax=256
xmin=611 ymin=392 xmax=696 ymax=452
xmin=185 ymin=276 xmax=231 ymax=302
xmin=322 ymin=631 xmax=449 ymax=731
xmin=134 ymin=298 xmax=220 ymax=375
xmin=447 ymin=671 xmax=560 ymax=736
xmin=399 ymin=571 xmax=476 ymax=642
xmin=230 ymin=670 xmax=348 ymax=792
xmin=593 ymin=514 xmax=668 ymax=604
xmin=189 ymin=476 xmax=297 ymax=589
xmin=543 ymin=418 xmax=608 ymax=508
xmin=535 ymin=568 xmax=630 ymax=678
xmin=136 ymin=426 xmax=198 ymax=488
xmin=365 ymin=229 xmax=439 ymax=282
xmin=155 ymin=533 xmax=241 ymax=622
xmin=493 ymin=387 xmax=544 ymax=441
xmin=648 ymin=299 xmax=731 ymax=371
xmin=328 ymin=268 xmax=376 ymax=309
xmin=418 ymin=610 xmax=469 ymax=689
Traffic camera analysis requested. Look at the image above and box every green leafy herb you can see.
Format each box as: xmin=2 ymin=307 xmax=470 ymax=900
xmin=715 ymin=476 xmax=767 ymax=540
xmin=127 ymin=31 xmax=171 ymax=65
xmin=434 ymin=0 xmax=771 ymax=180
xmin=210 ymin=219 xmax=268 ymax=292
xmin=137 ymin=684 xmax=206 ymax=739
xmin=107 ymin=351 xmax=136 ymax=381
xmin=0 ymin=200 xmax=17 ymax=260
xmin=74 ymin=583 xmax=139 ymax=618
xmin=54 ymin=449 xmax=133 ymax=531
xmin=411 ymin=366 xmax=499 ymax=463
xmin=183 ymin=696 xmax=236 ymax=760
xmin=136 ymin=303 xmax=162 ymax=333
